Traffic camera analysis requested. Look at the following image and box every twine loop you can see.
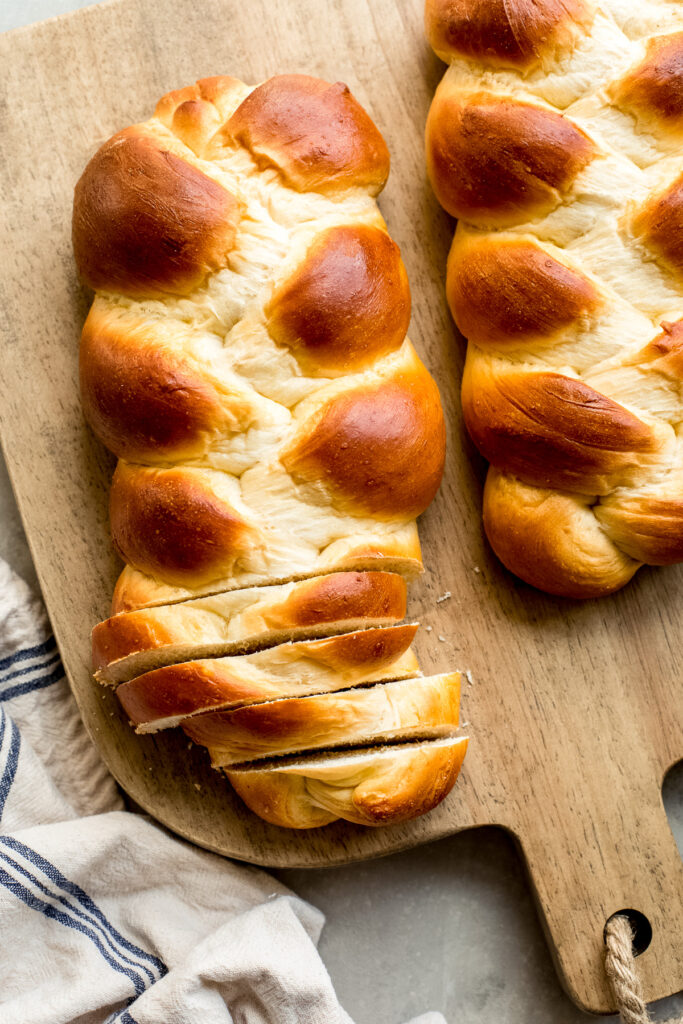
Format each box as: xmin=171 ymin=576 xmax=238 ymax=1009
xmin=605 ymin=914 xmax=682 ymax=1024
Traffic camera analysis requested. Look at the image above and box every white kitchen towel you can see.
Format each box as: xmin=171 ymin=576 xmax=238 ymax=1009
xmin=0 ymin=558 xmax=445 ymax=1024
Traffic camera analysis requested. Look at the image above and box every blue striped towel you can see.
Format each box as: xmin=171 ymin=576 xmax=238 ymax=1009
xmin=0 ymin=559 xmax=445 ymax=1024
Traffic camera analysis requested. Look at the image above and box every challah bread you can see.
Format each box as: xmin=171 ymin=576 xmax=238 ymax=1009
xmin=93 ymin=571 xmax=408 ymax=685
xmin=74 ymin=73 xmax=445 ymax=611
xmin=182 ymin=673 xmax=461 ymax=767
xmin=226 ymin=736 xmax=469 ymax=829
xmin=117 ymin=624 xmax=419 ymax=732
xmin=76 ymin=74 xmax=465 ymax=828
xmin=426 ymin=0 xmax=683 ymax=597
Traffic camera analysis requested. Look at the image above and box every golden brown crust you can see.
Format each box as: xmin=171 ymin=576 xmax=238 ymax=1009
xmin=595 ymin=492 xmax=683 ymax=565
xmin=93 ymin=613 xmax=174 ymax=678
xmin=92 ymin=571 xmax=408 ymax=682
xmin=446 ymin=233 xmax=600 ymax=349
xmin=635 ymin=319 xmax=683 ymax=378
xmin=426 ymin=87 xmax=594 ymax=225
xmin=79 ymin=304 xmax=232 ymax=462
xmin=156 ymin=76 xmax=246 ymax=120
xmin=109 ymin=463 xmax=259 ymax=587
xmin=425 ymin=0 xmax=591 ymax=71
xmin=229 ymin=774 xmax=336 ymax=828
xmin=293 ymin=622 xmax=416 ymax=671
xmin=154 ymin=76 xmax=247 ymax=155
xmin=633 ymin=173 xmax=683 ymax=280
xmin=266 ymin=225 xmax=411 ymax=374
xmin=223 ymin=75 xmax=390 ymax=195
xmin=274 ymin=570 xmax=407 ymax=628
xmin=72 ymin=127 xmax=240 ymax=297
xmin=227 ymin=736 xmax=469 ymax=828
xmin=611 ymin=33 xmax=683 ymax=136
xmin=183 ymin=672 xmax=461 ymax=766
xmin=462 ymin=359 xmax=660 ymax=495
xmin=340 ymin=736 xmax=467 ymax=825
xmin=117 ymin=624 xmax=419 ymax=730
xmin=283 ymin=350 xmax=446 ymax=519
xmin=483 ymin=469 xmax=639 ymax=599
xmin=111 ymin=567 xmax=178 ymax=614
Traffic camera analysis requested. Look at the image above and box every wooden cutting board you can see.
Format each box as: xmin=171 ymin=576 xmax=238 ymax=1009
xmin=0 ymin=0 xmax=681 ymax=1014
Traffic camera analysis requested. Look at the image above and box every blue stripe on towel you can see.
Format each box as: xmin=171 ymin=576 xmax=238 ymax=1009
xmin=0 ymin=663 xmax=66 ymax=702
xmin=0 ymin=863 xmax=147 ymax=996
xmin=0 ymin=637 xmax=57 ymax=674
xmin=0 ymin=714 xmax=21 ymax=819
xmin=0 ymin=847 xmax=155 ymax=993
xmin=0 ymin=836 xmax=166 ymax=979
xmin=0 ymin=651 xmax=61 ymax=685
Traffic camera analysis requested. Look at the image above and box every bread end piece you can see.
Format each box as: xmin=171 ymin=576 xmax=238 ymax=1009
xmin=226 ymin=735 xmax=469 ymax=828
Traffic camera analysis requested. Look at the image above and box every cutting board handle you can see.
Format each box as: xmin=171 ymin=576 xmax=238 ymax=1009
xmin=514 ymin=760 xmax=683 ymax=1013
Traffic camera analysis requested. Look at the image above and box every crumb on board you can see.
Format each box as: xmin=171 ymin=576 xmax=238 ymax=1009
xmin=461 ymin=720 xmax=470 ymax=727
xmin=473 ymin=566 xmax=481 ymax=574
xmin=194 ymin=783 xmax=201 ymax=791
xmin=465 ymin=669 xmax=474 ymax=685
xmin=425 ymin=625 xmax=433 ymax=632
xmin=438 ymin=634 xmax=447 ymax=642
xmin=436 ymin=591 xmax=451 ymax=603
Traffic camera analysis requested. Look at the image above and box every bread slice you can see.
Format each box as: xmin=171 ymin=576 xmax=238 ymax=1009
xmin=182 ymin=672 xmax=461 ymax=767
xmin=117 ymin=624 xmax=419 ymax=732
xmin=94 ymin=570 xmax=408 ymax=685
xmin=112 ymin=552 xmax=424 ymax=613
xmin=226 ymin=735 xmax=469 ymax=828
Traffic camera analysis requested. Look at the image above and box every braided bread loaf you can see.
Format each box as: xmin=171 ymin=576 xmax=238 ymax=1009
xmin=74 ymin=74 xmax=467 ymax=828
xmin=426 ymin=0 xmax=683 ymax=597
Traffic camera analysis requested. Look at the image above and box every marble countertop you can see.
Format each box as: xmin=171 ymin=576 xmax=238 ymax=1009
xmin=1 ymin=4 xmax=682 ymax=1021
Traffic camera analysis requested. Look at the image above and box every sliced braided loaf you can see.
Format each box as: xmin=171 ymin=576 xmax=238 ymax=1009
xmin=73 ymin=74 xmax=465 ymax=828
xmin=426 ymin=0 xmax=683 ymax=597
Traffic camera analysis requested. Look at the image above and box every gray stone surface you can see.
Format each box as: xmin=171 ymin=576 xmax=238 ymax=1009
xmin=1 ymin=4 xmax=682 ymax=1021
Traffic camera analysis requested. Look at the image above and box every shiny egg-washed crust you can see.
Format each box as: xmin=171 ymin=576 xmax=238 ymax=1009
xmin=74 ymin=73 xmax=445 ymax=608
xmin=182 ymin=672 xmax=461 ymax=767
xmin=117 ymin=624 xmax=419 ymax=732
xmin=426 ymin=0 xmax=683 ymax=597
xmin=226 ymin=736 xmax=469 ymax=829
xmin=93 ymin=571 xmax=408 ymax=684
xmin=76 ymin=75 xmax=462 ymax=829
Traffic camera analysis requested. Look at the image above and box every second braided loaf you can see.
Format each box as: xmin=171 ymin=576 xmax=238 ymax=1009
xmin=426 ymin=0 xmax=683 ymax=598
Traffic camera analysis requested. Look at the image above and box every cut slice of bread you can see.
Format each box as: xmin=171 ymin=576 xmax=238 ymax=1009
xmin=182 ymin=672 xmax=461 ymax=767
xmin=112 ymin=552 xmax=424 ymax=613
xmin=226 ymin=735 xmax=469 ymax=828
xmin=94 ymin=570 xmax=408 ymax=685
xmin=118 ymin=624 xmax=420 ymax=732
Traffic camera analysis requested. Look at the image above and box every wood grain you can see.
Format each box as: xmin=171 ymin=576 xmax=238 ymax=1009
xmin=0 ymin=0 xmax=681 ymax=1013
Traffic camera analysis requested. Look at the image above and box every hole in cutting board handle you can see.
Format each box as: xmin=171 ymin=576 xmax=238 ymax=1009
xmin=604 ymin=909 xmax=653 ymax=957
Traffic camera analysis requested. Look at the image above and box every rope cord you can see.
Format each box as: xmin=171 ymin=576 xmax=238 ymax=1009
xmin=605 ymin=915 xmax=682 ymax=1024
